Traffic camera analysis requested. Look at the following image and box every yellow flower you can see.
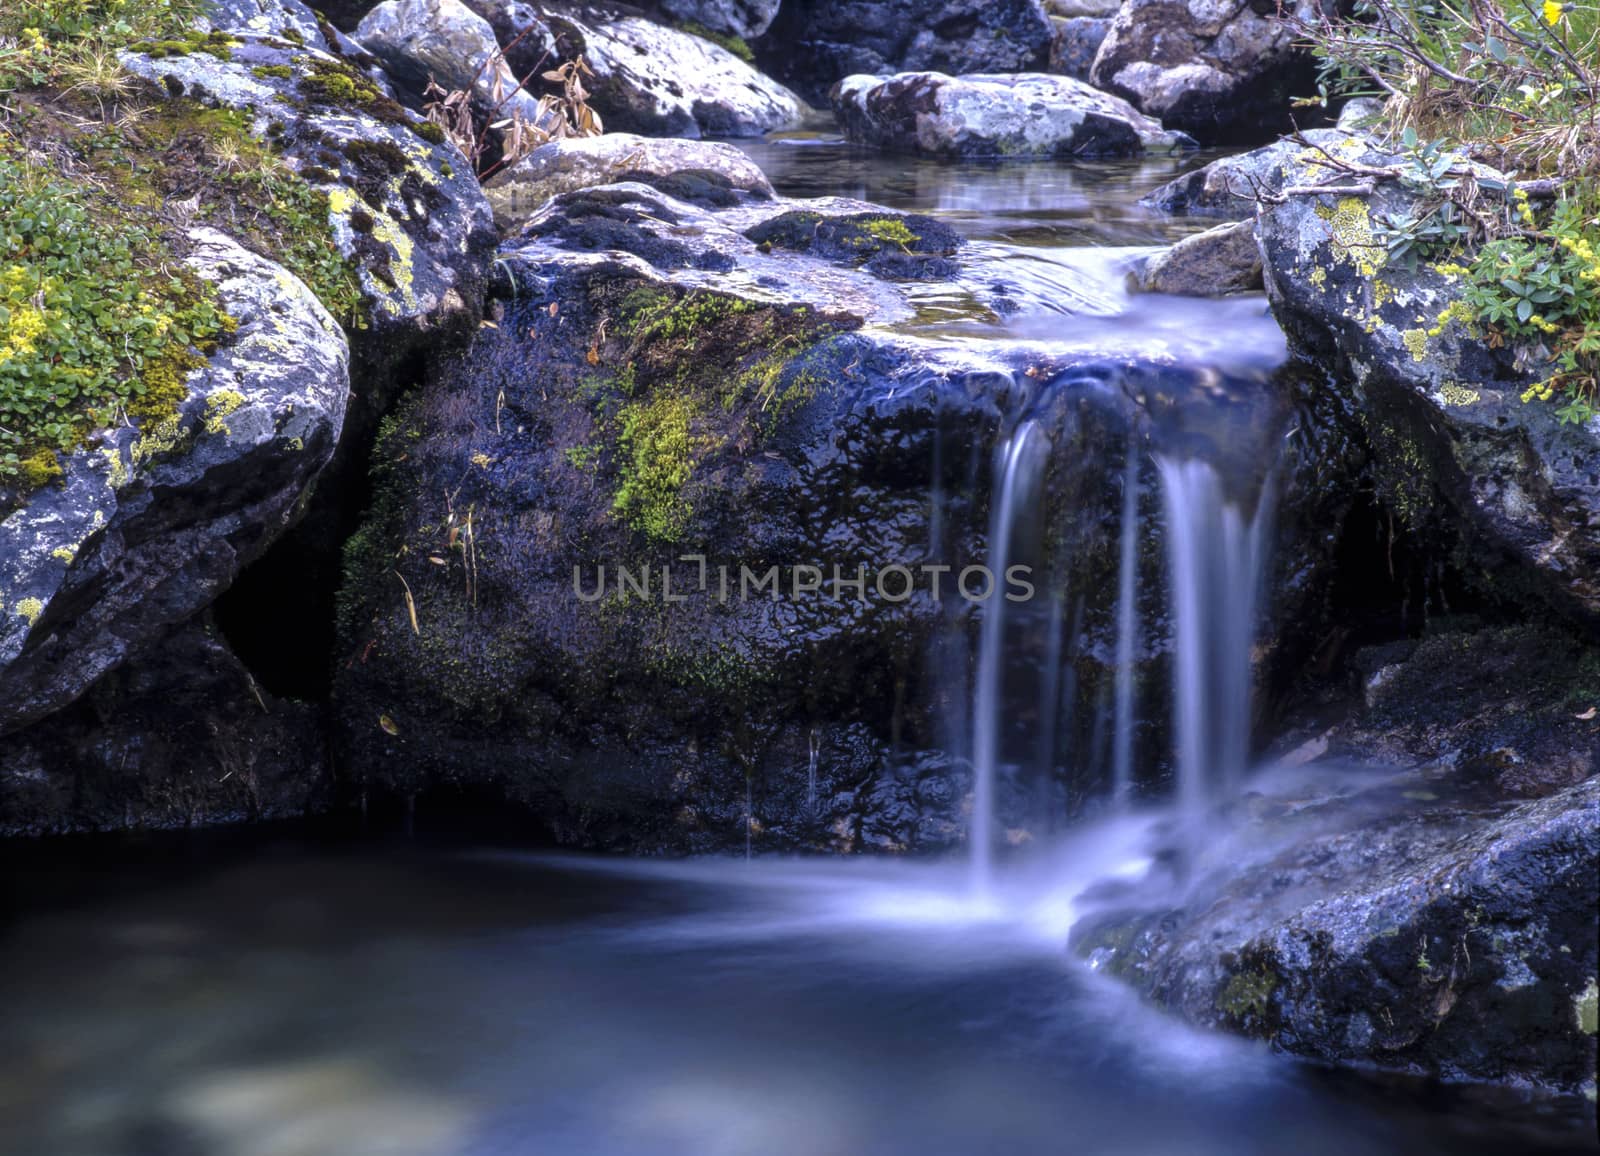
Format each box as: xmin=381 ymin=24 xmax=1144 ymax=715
xmin=1544 ymin=0 xmax=1565 ymax=24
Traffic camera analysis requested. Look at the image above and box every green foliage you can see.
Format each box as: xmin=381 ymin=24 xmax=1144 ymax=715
xmin=0 ymin=145 xmax=231 ymax=487
xmin=0 ymin=0 xmax=210 ymax=90
xmin=1302 ymin=0 xmax=1598 ymax=178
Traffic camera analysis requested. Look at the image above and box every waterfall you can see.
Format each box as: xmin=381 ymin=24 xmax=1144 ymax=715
xmin=1110 ymin=443 xmax=1140 ymax=805
xmin=1157 ymin=457 xmax=1272 ymax=829
xmin=970 ymin=420 xmax=1047 ymax=894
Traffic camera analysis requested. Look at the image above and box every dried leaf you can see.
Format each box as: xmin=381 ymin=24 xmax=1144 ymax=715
xmin=379 ymin=714 xmax=400 ymax=736
xmin=1577 ymin=706 xmax=1597 ymax=720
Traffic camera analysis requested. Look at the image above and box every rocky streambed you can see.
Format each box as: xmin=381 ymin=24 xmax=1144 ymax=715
xmin=0 ymin=0 xmax=1593 ymax=1128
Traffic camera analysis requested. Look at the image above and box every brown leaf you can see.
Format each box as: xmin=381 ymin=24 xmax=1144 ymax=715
xmin=378 ymin=714 xmax=400 ymax=736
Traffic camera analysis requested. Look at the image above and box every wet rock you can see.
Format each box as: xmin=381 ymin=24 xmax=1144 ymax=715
xmin=0 ymin=231 xmax=348 ymax=735
xmin=330 ymin=177 xmax=1336 ymax=853
xmin=754 ymin=0 xmax=1056 ymax=107
xmin=1047 ymin=15 xmax=1111 ymax=82
xmin=355 ymin=0 xmax=550 ymax=125
xmin=0 ymin=622 xmax=327 ymax=836
xmin=831 ymin=71 xmax=1195 ymax=159
xmin=1248 ymin=135 xmax=1600 ymax=619
xmin=483 ymin=132 xmax=774 ymax=231
xmin=1073 ymin=765 xmax=1600 ymax=1094
xmin=1045 ymin=0 xmax=1120 ymax=14
xmin=1132 ymin=219 xmax=1262 ymax=296
xmin=656 ymin=0 xmax=780 ymax=39
xmin=1090 ymin=0 xmax=1323 ymax=145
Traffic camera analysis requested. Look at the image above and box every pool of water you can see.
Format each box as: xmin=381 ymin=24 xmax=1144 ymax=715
xmin=1 ymin=833 xmax=1589 ymax=1156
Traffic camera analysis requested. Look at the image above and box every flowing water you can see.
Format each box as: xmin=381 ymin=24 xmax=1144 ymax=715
xmin=2 ymin=151 xmax=1590 ymax=1155
xmin=0 ymin=836 xmax=1587 ymax=1156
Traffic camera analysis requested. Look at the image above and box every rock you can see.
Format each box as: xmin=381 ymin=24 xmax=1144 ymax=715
xmin=754 ymin=0 xmax=1056 ymax=108
xmin=1141 ymin=127 xmax=1347 ymax=216
xmin=555 ymin=8 xmax=806 ymax=137
xmin=1073 ymin=763 xmax=1600 ymax=1094
xmin=205 ymin=0 xmax=331 ymax=47
xmin=483 ymin=132 xmax=774 ymax=231
xmin=1048 ymin=15 xmax=1111 ymax=82
xmin=656 ymin=0 xmax=780 ymax=39
xmin=831 ymin=71 xmax=1195 ymax=159
xmin=1249 ymin=135 xmax=1600 ymax=619
xmin=0 ymin=231 xmax=348 ymax=735
xmin=0 ymin=622 xmax=327 ymax=836
xmin=329 ymin=178 xmax=1337 ymax=854
xmin=355 ymin=0 xmax=550 ymax=126
xmin=462 ymin=3 xmax=807 ymax=138
xmin=1089 ymin=0 xmax=1322 ymax=145
xmin=1045 ymin=0 xmax=1120 ymax=15
xmin=1132 ymin=219 xmax=1262 ymax=296
xmin=121 ymin=35 xmax=495 ymax=366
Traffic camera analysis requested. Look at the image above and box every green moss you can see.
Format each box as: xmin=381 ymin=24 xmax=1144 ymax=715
xmin=252 ymin=64 xmax=295 ymax=81
xmin=679 ymin=21 xmax=755 ymax=63
xmin=861 ymin=216 xmax=918 ymax=247
xmin=612 ymin=394 xmax=702 ymax=542
xmin=1217 ymin=969 xmax=1278 ymax=1022
xmin=416 ymin=121 xmax=447 ymax=146
xmin=1578 ymin=978 xmax=1598 ymax=1035
xmin=17 ymin=448 xmax=63 ymax=488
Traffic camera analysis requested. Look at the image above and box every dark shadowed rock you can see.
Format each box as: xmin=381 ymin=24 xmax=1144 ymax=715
xmin=1047 ymin=15 xmax=1110 ymax=82
xmin=656 ymin=0 xmax=779 ymax=39
xmin=755 ymin=0 xmax=1056 ymax=107
xmin=831 ymin=71 xmax=1195 ymax=159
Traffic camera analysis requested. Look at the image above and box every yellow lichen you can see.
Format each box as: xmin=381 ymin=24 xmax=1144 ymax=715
xmin=1308 ymin=267 xmax=1327 ymax=288
xmin=1317 ymin=197 xmax=1385 ymax=277
xmin=203 ymin=388 xmax=246 ymax=436
xmin=14 ymin=597 xmax=43 ymax=627
xmin=51 ymin=545 xmax=76 ymax=563
xmin=1401 ymin=329 xmax=1429 ymax=361
xmin=1438 ymin=383 xmax=1480 ymax=406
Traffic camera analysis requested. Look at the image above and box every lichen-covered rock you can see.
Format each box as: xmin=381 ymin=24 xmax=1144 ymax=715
xmin=1132 ymin=219 xmax=1261 ymax=296
xmin=1248 ymin=136 xmax=1600 ymax=618
xmin=0 ymin=231 xmax=348 ymax=735
xmin=483 ymin=132 xmax=774 ymax=231
xmin=205 ymin=0 xmax=331 ymax=46
xmin=831 ymin=71 xmax=1195 ymax=159
xmin=1090 ymin=0 xmax=1322 ymax=145
xmin=1047 ymin=15 xmax=1110 ymax=81
xmin=355 ymin=0 xmax=550 ymax=125
xmin=1073 ymin=765 xmax=1600 ymax=1094
xmin=0 ymin=621 xmax=327 ymax=836
xmin=755 ymin=0 xmax=1056 ymax=108
xmin=656 ymin=0 xmax=780 ymax=39
xmin=120 ymin=34 xmax=495 ymax=371
xmin=1141 ymin=127 xmax=1348 ymax=216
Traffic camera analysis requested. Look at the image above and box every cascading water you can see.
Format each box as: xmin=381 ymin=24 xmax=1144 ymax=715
xmin=1157 ymin=457 xmax=1273 ymax=830
xmin=1110 ymin=443 xmax=1140 ymax=805
xmin=969 ymin=420 xmax=1048 ymax=894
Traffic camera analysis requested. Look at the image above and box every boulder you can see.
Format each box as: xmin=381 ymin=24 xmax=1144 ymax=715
xmin=0 ymin=622 xmax=328 ymax=836
xmin=329 ymin=179 xmax=1340 ymax=854
xmin=205 ymin=0 xmax=331 ymax=46
xmin=1045 ymin=0 xmax=1120 ymax=14
xmin=1246 ymin=136 xmax=1600 ymax=619
xmin=831 ymin=71 xmax=1195 ymax=159
xmin=483 ymin=132 xmax=774 ymax=230
xmin=1089 ymin=0 xmax=1322 ymax=145
xmin=461 ymin=2 xmax=807 ymax=138
xmin=656 ymin=0 xmax=780 ymax=39
xmin=355 ymin=0 xmax=550 ymax=126
xmin=0 ymin=231 xmax=348 ymax=735
xmin=754 ymin=0 xmax=1056 ymax=108
xmin=1141 ymin=127 xmax=1347 ymax=216
xmin=1132 ymin=219 xmax=1262 ymax=296
xmin=121 ymin=34 xmax=496 ymax=368
xmin=1048 ymin=15 xmax=1111 ymax=82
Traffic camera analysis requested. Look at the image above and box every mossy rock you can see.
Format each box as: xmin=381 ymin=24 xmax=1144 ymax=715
xmin=744 ymin=211 xmax=965 ymax=280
